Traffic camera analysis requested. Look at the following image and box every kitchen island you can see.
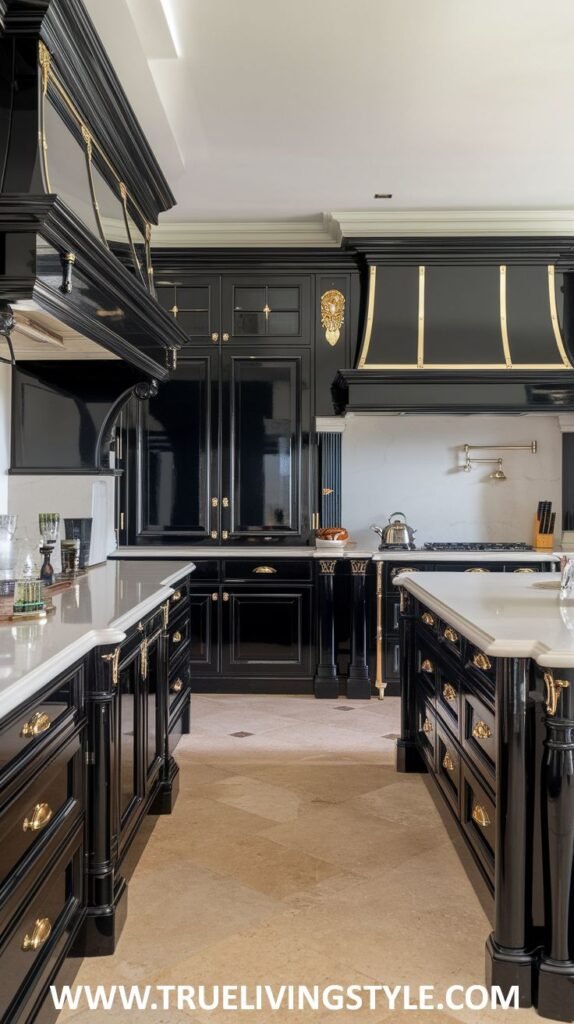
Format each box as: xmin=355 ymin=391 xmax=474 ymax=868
xmin=0 ymin=559 xmax=195 ymax=1024
xmin=397 ymin=571 xmax=574 ymax=1022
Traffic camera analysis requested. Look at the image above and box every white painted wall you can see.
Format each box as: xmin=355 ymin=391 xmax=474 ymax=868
xmin=342 ymin=414 xmax=562 ymax=547
xmin=0 ymin=364 xmax=11 ymax=514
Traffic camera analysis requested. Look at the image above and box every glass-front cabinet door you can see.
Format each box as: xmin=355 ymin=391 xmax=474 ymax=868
xmin=155 ymin=276 xmax=221 ymax=347
xmin=220 ymin=351 xmax=311 ymax=542
xmin=221 ymin=276 xmax=311 ymax=346
xmin=135 ymin=355 xmax=219 ymax=542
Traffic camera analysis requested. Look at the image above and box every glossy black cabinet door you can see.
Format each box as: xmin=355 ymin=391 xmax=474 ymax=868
xmin=221 ymin=350 xmax=311 ymax=542
xmin=117 ymin=647 xmax=143 ymax=829
xmin=155 ymin=276 xmax=221 ymax=346
xmin=136 ymin=355 xmax=219 ymax=541
xmin=221 ymin=276 xmax=311 ymax=346
xmin=189 ymin=589 xmax=221 ymax=675
xmin=221 ymin=586 xmax=313 ymax=677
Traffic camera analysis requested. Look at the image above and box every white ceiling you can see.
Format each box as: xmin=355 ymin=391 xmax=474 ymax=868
xmin=84 ymin=0 xmax=574 ymax=239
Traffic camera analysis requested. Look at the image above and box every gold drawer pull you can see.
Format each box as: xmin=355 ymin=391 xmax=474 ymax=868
xmin=421 ymin=612 xmax=435 ymax=626
xmin=514 ymin=567 xmax=535 ymax=573
xmin=443 ymin=627 xmax=459 ymax=643
xmin=23 ymin=802 xmax=53 ymax=833
xmin=22 ymin=917 xmax=52 ymax=951
xmin=544 ymin=672 xmax=570 ymax=717
xmin=223 ymin=592 xmax=229 ymax=602
xmin=253 ymin=565 xmax=277 ymax=574
xmin=422 ymin=718 xmax=433 ymax=734
xmin=471 ymin=803 xmax=491 ymax=828
xmin=172 ymin=589 xmax=182 ymax=602
xmin=172 ymin=631 xmax=183 ymax=644
xmin=442 ymin=683 xmax=457 ymax=702
xmin=464 ymin=567 xmax=490 ymax=574
xmin=472 ymin=651 xmax=492 ymax=671
xmin=170 ymin=678 xmax=183 ymax=694
xmin=472 ymin=720 xmax=492 ymax=740
xmin=421 ymin=659 xmax=434 ymax=674
xmin=442 ymin=752 xmax=455 ymax=773
xmin=101 ymin=646 xmax=121 ymax=686
xmin=20 ymin=712 xmax=52 ymax=739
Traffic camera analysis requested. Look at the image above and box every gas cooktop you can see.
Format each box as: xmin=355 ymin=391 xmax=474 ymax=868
xmin=423 ymin=542 xmax=533 ymax=552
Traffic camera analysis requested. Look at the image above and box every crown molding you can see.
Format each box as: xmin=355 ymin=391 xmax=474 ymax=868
xmin=331 ymin=209 xmax=574 ymax=239
xmin=150 ymin=216 xmax=340 ymax=248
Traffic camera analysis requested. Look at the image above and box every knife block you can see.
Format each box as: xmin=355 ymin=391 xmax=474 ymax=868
xmin=534 ymin=519 xmax=554 ymax=549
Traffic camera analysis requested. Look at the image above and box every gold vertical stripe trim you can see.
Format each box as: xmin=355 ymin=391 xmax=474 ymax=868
xmin=548 ymin=265 xmax=573 ymax=368
xmin=417 ymin=266 xmax=425 ymax=367
xmin=499 ymin=266 xmax=512 ymax=367
xmin=357 ymin=266 xmax=377 ymax=368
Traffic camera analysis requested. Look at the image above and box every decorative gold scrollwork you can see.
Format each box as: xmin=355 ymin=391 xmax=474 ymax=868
xmin=140 ymin=638 xmax=149 ymax=680
xmin=421 ymin=659 xmax=434 ymax=674
xmin=443 ymin=627 xmax=459 ymax=643
xmin=543 ymin=671 xmax=570 ymax=717
xmin=421 ymin=612 xmax=435 ymax=626
xmin=38 ymin=41 xmax=51 ymax=95
xmin=472 ymin=720 xmax=492 ymax=740
xmin=350 ymin=559 xmax=369 ymax=576
xmin=442 ymin=683 xmax=457 ymax=702
xmin=472 ymin=651 xmax=492 ymax=672
xmin=471 ymin=804 xmax=490 ymax=828
xmin=253 ymin=566 xmax=277 ymax=574
xmin=320 ymin=289 xmax=345 ymax=346
xmin=319 ymin=560 xmax=337 ymax=575
xmin=102 ymin=647 xmax=121 ymax=687
xmin=422 ymin=718 xmax=433 ymax=734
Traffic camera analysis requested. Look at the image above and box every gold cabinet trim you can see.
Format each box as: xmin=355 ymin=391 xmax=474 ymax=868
xmin=20 ymin=711 xmax=52 ymax=739
xmin=421 ymin=612 xmax=435 ymax=626
xmin=471 ymin=803 xmax=491 ymax=828
xmin=442 ymin=752 xmax=455 ymax=773
xmin=421 ymin=718 xmax=433 ymax=734
xmin=443 ymin=626 xmax=459 ymax=643
xmin=472 ymin=651 xmax=492 ymax=672
xmin=421 ymin=659 xmax=434 ymax=674
xmin=543 ymin=671 xmax=570 ymax=717
xmin=101 ymin=647 xmax=120 ymax=686
xmin=442 ymin=683 xmax=457 ymax=703
xmin=253 ymin=566 xmax=277 ymax=574
xmin=472 ymin=720 xmax=492 ymax=741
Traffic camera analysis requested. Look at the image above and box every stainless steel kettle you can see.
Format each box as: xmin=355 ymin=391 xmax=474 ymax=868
xmin=371 ymin=513 xmax=417 ymax=549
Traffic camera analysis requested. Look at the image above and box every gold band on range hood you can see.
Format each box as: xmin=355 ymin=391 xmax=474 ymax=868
xmin=356 ymin=264 xmax=573 ymax=371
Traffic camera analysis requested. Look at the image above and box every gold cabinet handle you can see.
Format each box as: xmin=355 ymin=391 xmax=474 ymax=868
xmin=544 ymin=672 xmax=570 ymax=717
xmin=442 ymin=683 xmax=457 ymax=702
xmin=472 ymin=720 xmax=492 ymax=740
xmin=421 ymin=659 xmax=434 ymax=674
xmin=443 ymin=626 xmax=458 ymax=643
xmin=211 ymin=592 xmax=219 ymax=602
xmin=471 ymin=803 xmax=490 ymax=828
xmin=22 ymin=917 xmax=52 ymax=951
xmin=222 ymin=332 xmax=230 ymax=342
xmin=464 ymin=567 xmax=491 ymax=574
xmin=222 ymin=530 xmax=229 ymax=541
xmin=20 ymin=711 xmax=52 ymax=739
xmin=170 ymin=678 xmax=183 ymax=693
xmin=514 ymin=568 xmax=535 ymax=574
xmin=211 ymin=497 xmax=219 ymax=508
xmin=172 ymin=631 xmax=183 ymax=644
xmin=23 ymin=802 xmax=53 ymax=833
xmin=422 ymin=718 xmax=433 ymax=734
xmin=472 ymin=651 xmax=492 ymax=671
xmin=222 ymin=497 xmax=229 ymax=508
xmin=442 ymin=752 xmax=455 ymax=773
xmin=211 ymin=332 xmax=219 ymax=343
xmin=222 ymin=592 xmax=229 ymax=602
xmin=102 ymin=646 xmax=121 ymax=686
xmin=421 ymin=612 xmax=435 ymax=626
xmin=172 ymin=589 xmax=182 ymax=602
xmin=140 ymin=638 xmax=148 ymax=680
xmin=253 ymin=566 xmax=277 ymax=574
xmin=210 ymin=530 xmax=218 ymax=540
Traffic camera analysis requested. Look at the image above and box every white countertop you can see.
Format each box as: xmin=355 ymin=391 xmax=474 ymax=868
xmin=110 ymin=546 xmax=318 ymax=558
xmin=111 ymin=545 xmax=560 ymax=563
xmin=0 ymin=559 xmax=195 ymax=719
xmin=396 ymin=571 xmax=574 ymax=667
xmin=372 ymin=549 xmax=559 ymax=563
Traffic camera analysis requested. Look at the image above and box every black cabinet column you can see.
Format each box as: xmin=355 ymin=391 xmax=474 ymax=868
xmin=396 ymin=587 xmax=424 ymax=772
xmin=537 ymin=667 xmax=574 ymax=1021
xmin=486 ymin=658 xmax=536 ymax=1007
xmin=314 ymin=559 xmax=339 ymax=699
xmin=347 ymin=559 xmax=371 ymax=699
xmin=150 ymin=601 xmax=180 ymax=814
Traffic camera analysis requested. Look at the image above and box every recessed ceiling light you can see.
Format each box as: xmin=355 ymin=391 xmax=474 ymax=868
xmin=374 ymin=193 xmax=393 ymax=199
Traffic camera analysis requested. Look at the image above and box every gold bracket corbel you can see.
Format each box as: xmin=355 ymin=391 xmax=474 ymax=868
xmin=544 ymin=671 xmax=570 ymax=717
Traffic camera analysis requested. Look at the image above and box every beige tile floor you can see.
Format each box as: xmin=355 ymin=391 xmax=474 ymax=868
xmin=57 ymin=695 xmax=541 ymax=1024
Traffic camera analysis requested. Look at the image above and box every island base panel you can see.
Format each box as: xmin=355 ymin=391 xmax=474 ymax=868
xmin=73 ymin=877 xmax=128 ymax=958
xmin=149 ymin=758 xmax=181 ymax=815
xmin=485 ymin=934 xmax=536 ymax=1009
xmin=396 ymin=738 xmax=426 ymax=773
xmin=537 ymin=960 xmax=574 ymax=1022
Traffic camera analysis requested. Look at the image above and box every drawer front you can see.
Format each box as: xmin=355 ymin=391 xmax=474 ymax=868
xmin=385 ymin=596 xmax=401 ymax=635
xmin=223 ymin=559 xmax=312 ymax=582
xmin=461 ymin=761 xmax=495 ymax=883
xmin=467 ymin=645 xmax=496 ymax=683
xmin=170 ymin=577 xmax=190 ymax=610
xmin=438 ymin=620 xmax=464 ymax=661
xmin=0 ymin=734 xmax=81 ymax=891
xmin=0 ymin=668 xmax=81 ymax=779
xmin=0 ymin=825 xmax=83 ymax=1022
xmin=436 ymin=722 xmax=460 ymax=814
xmin=168 ymin=617 xmax=190 ymax=660
xmin=436 ymin=670 xmax=461 ymax=735
xmin=463 ymin=692 xmax=496 ymax=783
xmin=384 ymin=638 xmax=401 ymax=681
xmin=189 ymin=560 xmax=221 ymax=582
xmin=416 ymin=695 xmax=436 ymax=769
xmin=168 ymin=664 xmax=190 ymax=715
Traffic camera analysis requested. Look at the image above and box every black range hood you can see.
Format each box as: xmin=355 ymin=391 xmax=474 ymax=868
xmin=334 ymin=240 xmax=574 ymax=413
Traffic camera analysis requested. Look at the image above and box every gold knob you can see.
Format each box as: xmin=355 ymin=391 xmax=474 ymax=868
xmin=443 ymin=627 xmax=458 ymax=643
xmin=20 ymin=712 xmax=52 ymax=739
xmin=172 ymin=631 xmax=183 ymax=644
xmin=421 ymin=659 xmax=434 ymax=674
xmin=464 ymin=567 xmax=490 ymax=574
xmin=253 ymin=566 xmax=277 ymax=574
xmin=170 ymin=678 xmax=183 ymax=693
xmin=514 ymin=567 xmax=535 ymax=573
xmin=421 ymin=612 xmax=435 ymax=626
xmin=210 ymin=530 xmax=218 ymax=540
xmin=22 ymin=917 xmax=52 ymax=951
xmin=442 ymin=683 xmax=457 ymax=702
xmin=222 ymin=497 xmax=229 ymax=508
xmin=471 ymin=803 xmax=490 ymax=828
xmin=472 ymin=651 xmax=492 ymax=671
xmin=211 ymin=497 xmax=219 ymax=508
xmin=472 ymin=720 xmax=492 ymax=740
xmin=23 ymin=802 xmax=53 ymax=833
xmin=442 ymin=752 xmax=455 ymax=773
xmin=222 ymin=332 xmax=230 ymax=342
xmin=222 ymin=530 xmax=229 ymax=540
xmin=212 ymin=592 xmax=218 ymax=602
xmin=222 ymin=592 xmax=229 ymax=602
xmin=422 ymin=718 xmax=433 ymax=734
xmin=172 ymin=589 xmax=182 ymax=602
xmin=211 ymin=332 xmax=219 ymax=343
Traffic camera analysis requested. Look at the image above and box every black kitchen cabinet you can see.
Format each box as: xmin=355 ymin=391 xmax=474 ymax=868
xmin=188 ymin=589 xmax=220 ymax=676
xmin=156 ymin=276 xmax=221 ymax=346
xmin=222 ymin=586 xmax=313 ymax=678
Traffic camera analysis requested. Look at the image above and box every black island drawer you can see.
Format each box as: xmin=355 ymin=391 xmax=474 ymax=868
xmin=436 ymin=722 xmax=460 ymax=815
xmin=461 ymin=761 xmax=495 ymax=885
xmin=463 ymin=692 xmax=496 ymax=784
xmin=223 ymin=559 xmax=313 ymax=582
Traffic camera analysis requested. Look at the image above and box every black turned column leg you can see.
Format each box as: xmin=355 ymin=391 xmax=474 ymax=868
xmin=150 ymin=600 xmax=180 ymax=815
xmin=537 ymin=668 xmax=574 ymax=1021
xmin=347 ymin=559 xmax=371 ymax=699
xmin=314 ymin=559 xmax=340 ymax=698
xmin=396 ymin=586 xmax=424 ymax=773
xmin=486 ymin=659 xmax=536 ymax=1007
xmin=74 ymin=646 xmax=127 ymax=957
